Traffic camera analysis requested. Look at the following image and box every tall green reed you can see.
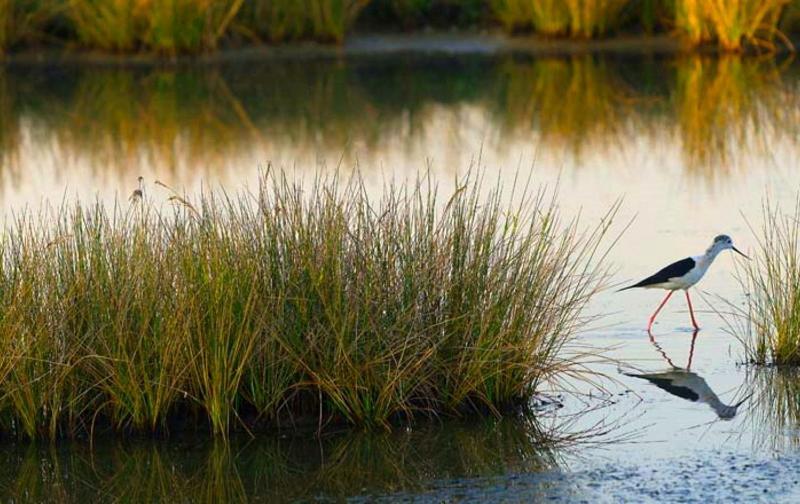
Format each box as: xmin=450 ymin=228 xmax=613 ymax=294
xmin=68 ymin=0 xmax=244 ymax=53
xmin=236 ymin=0 xmax=370 ymax=43
xmin=142 ymin=0 xmax=244 ymax=53
xmin=491 ymin=0 xmax=631 ymax=37
xmin=673 ymin=0 xmax=791 ymax=51
xmin=67 ymin=0 xmax=140 ymax=52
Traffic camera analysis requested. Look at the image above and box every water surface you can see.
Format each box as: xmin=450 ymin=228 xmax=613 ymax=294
xmin=3 ymin=48 xmax=800 ymax=501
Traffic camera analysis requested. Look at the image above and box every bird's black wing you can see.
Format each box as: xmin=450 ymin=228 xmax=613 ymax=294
xmin=619 ymin=257 xmax=695 ymax=291
xmin=624 ymin=374 xmax=700 ymax=402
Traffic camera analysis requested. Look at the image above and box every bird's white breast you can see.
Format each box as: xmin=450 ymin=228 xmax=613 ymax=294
xmin=675 ymin=255 xmax=710 ymax=289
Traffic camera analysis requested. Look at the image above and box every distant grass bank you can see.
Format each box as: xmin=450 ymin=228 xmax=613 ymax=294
xmin=0 ymin=169 xmax=616 ymax=439
xmin=1 ymin=0 xmax=799 ymax=55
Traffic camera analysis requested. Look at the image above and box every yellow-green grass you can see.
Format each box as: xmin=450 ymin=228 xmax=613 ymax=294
xmin=67 ymin=0 xmax=244 ymax=54
xmin=236 ymin=0 xmax=370 ymax=43
xmin=0 ymin=169 xmax=616 ymax=439
xmin=3 ymin=0 xmax=800 ymax=53
xmin=673 ymin=0 xmax=792 ymax=52
xmin=733 ymin=201 xmax=800 ymax=366
xmin=491 ymin=0 xmax=631 ymax=37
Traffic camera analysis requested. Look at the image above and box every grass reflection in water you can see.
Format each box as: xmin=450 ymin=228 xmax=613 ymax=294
xmin=0 ymin=417 xmax=568 ymax=502
xmin=0 ymin=54 xmax=796 ymax=192
xmin=748 ymin=368 xmax=800 ymax=451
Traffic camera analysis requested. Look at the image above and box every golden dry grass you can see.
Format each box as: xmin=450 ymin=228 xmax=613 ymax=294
xmin=68 ymin=0 xmax=244 ymax=53
xmin=673 ymin=0 xmax=792 ymax=51
xmin=491 ymin=0 xmax=631 ymax=37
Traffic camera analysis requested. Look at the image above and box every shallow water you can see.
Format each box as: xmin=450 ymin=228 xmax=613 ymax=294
xmin=3 ymin=46 xmax=800 ymax=501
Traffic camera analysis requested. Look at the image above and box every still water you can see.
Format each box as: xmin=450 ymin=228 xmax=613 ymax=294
xmin=3 ymin=46 xmax=800 ymax=501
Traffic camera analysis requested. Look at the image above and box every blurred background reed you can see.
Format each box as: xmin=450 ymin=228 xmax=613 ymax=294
xmin=2 ymin=0 xmax=800 ymax=55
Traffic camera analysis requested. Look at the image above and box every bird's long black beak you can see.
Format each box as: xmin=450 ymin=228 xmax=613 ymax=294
xmin=732 ymin=246 xmax=750 ymax=260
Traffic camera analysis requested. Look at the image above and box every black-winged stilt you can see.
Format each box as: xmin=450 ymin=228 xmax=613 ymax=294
xmin=619 ymin=235 xmax=748 ymax=331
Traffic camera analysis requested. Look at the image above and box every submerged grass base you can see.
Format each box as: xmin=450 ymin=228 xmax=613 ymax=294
xmin=0 ymin=169 xmax=615 ymax=439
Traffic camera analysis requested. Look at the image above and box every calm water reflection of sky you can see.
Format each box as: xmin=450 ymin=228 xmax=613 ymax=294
xmin=2 ymin=52 xmax=800 ymax=500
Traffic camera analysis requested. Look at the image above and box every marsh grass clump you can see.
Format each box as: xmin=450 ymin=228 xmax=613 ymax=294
xmin=491 ymin=0 xmax=631 ymax=37
xmin=3 ymin=0 xmax=800 ymax=53
xmin=0 ymin=169 xmax=615 ymax=439
xmin=732 ymin=201 xmax=800 ymax=366
xmin=235 ymin=0 xmax=370 ymax=43
xmin=672 ymin=0 xmax=792 ymax=52
xmin=68 ymin=0 xmax=244 ymax=53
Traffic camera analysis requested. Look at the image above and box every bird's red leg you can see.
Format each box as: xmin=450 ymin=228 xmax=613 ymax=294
xmin=685 ymin=291 xmax=700 ymax=329
xmin=647 ymin=291 xmax=673 ymax=332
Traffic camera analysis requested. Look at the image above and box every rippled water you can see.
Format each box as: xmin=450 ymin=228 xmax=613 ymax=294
xmin=3 ymin=46 xmax=800 ymax=501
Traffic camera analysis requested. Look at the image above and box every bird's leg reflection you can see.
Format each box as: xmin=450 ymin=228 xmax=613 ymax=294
xmin=648 ymin=331 xmax=677 ymax=368
xmin=686 ymin=330 xmax=698 ymax=370
xmin=647 ymin=328 xmax=699 ymax=369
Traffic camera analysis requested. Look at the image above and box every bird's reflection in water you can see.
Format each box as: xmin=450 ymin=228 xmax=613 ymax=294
xmin=625 ymin=331 xmax=748 ymax=420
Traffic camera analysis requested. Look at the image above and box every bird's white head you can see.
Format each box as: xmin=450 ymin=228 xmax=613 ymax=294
xmin=706 ymin=234 xmax=749 ymax=259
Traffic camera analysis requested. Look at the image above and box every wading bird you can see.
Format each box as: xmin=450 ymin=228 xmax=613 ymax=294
xmin=619 ymin=235 xmax=748 ymax=331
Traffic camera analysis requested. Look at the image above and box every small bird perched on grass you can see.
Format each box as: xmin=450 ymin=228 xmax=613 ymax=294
xmin=619 ymin=235 xmax=748 ymax=332
xmin=129 ymin=176 xmax=144 ymax=202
